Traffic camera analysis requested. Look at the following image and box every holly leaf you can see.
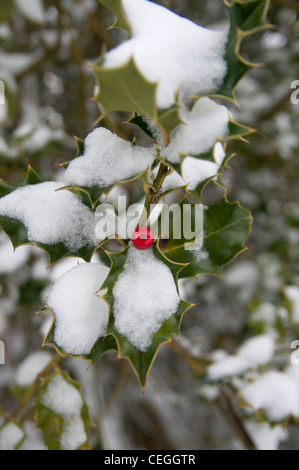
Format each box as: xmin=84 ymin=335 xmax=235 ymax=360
xmin=98 ymin=0 xmax=131 ymax=33
xmin=93 ymin=58 xmax=157 ymax=123
xmin=93 ymin=57 xmax=183 ymax=144
xmin=0 ymin=173 xmax=108 ymax=264
xmin=162 ymin=196 xmax=252 ymax=278
xmin=212 ymin=0 xmax=272 ymax=102
xmin=100 ymin=243 xmax=193 ymax=389
xmin=35 ymin=370 xmax=92 ymax=450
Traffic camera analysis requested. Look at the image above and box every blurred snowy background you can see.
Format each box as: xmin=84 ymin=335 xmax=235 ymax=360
xmin=0 ymin=0 xmax=299 ymax=450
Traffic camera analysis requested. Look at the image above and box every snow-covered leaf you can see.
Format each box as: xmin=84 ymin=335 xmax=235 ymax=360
xmin=0 ymin=181 xmax=107 ymax=264
xmin=35 ymin=370 xmax=92 ymax=450
xmin=43 ymin=263 xmax=117 ymax=360
xmin=101 ymin=243 xmax=192 ymax=388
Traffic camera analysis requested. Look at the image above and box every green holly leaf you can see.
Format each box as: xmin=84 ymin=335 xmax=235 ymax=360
xmin=213 ymin=0 xmax=272 ymax=102
xmin=98 ymin=0 xmax=131 ymax=33
xmin=162 ymin=196 xmax=252 ymax=278
xmin=93 ymin=58 xmax=182 ymax=144
xmin=100 ymin=243 xmax=193 ymax=389
xmin=35 ymin=370 xmax=92 ymax=450
xmin=93 ymin=58 xmax=157 ymax=123
xmin=0 ymin=162 xmax=41 ymax=198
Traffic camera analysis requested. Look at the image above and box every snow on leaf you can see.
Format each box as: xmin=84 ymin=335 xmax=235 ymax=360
xmin=35 ymin=370 xmax=92 ymax=450
xmin=98 ymin=0 xmax=228 ymax=110
xmin=44 ymin=263 xmax=111 ymax=357
xmin=160 ymin=98 xmax=230 ymax=165
xmin=64 ymin=127 xmax=155 ymax=190
xmin=101 ymin=243 xmax=192 ymax=388
xmin=0 ymin=181 xmax=109 ymax=264
xmin=240 ymin=371 xmax=299 ymax=424
xmin=0 ymin=422 xmax=25 ymax=450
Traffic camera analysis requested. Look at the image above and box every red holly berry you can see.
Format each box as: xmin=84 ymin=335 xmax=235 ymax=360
xmin=132 ymin=226 xmax=155 ymax=250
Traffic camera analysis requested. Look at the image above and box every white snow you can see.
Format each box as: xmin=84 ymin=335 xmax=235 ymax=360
xmin=103 ymin=0 xmax=228 ymax=109
xmin=41 ymin=374 xmax=83 ymax=416
xmin=285 ymin=285 xmax=299 ymax=323
xmin=64 ymin=127 xmax=154 ymax=188
xmin=0 ymin=182 xmax=99 ymax=250
xmin=246 ymin=422 xmax=288 ymax=451
xmin=47 ymin=263 xmax=109 ymax=355
xmin=14 ymin=0 xmax=47 ymax=24
xmin=0 ymin=50 xmax=44 ymax=76
xmin=60 ymin=414 xmax=87 ymax=451
xmin=182 ymin=157 xmax=219 ymax=190
xmin=240 ymin=371 xmax=299 ymax=422
xmin=213 ymin=142 xmax=226 ymax=166
xmin=14 ymin=351 xmax=53 ymax=388
xmin=207 ymin=335 xmax=275 ymax=381
xmin=284 ymin=363 xmax=299 ymax=393
xmin=22 ymin=125 xmax=64 ymax=154
xmin=237 ymin=335 xmax=275 ymax=366
xmin=161 ymin=98 xmax=230 ymax=164
xmin=207 ymin=355 xmax=253 ymax=381
xmin=0 ymin=235 xmax=33 ymax=275
xmin=0 ymin=422 xmax=24 ymax=450
xmin=112 ymin=245 xmax=180 ymax=351
xmin=41 ymin=374 xmax=87 ymax=450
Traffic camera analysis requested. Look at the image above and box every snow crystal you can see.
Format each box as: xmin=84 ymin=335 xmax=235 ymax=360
xmin=0 ymin=182 xmax=98 ymax=250
xmin=41 ymin=374 xmax=83 ymax=416
xmin=161 ymin=98 xmax=230 ymax=164
xmin=103 ymin=0 xmax=228 ymax=109
xmin=14 ymin=351 xmax=53 ymax=388
xmin=112 ymin=245 xmax=180 ymax=351
xmin=47 ymin=263 xmax=109 ymax=355
xmin=237 ymin=335 xmax=275 ymax=366
xmin=0 ymin=422 xmax=24 ymax=450
xmin=246 ymin=422 xmax=288 ymax=451
xmin=41 ymin=374 xmax=87 ymax=450
xmin=64 ymin=127 xmax=154 ymax=188
xmin=241 ymin=371 xmax=299 ymax=422
xmin=285 ymin=285 xmax=299 ymax=323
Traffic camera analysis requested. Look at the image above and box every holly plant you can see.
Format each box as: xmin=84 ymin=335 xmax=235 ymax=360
xmin=0 ymin=0 xmax=272 ymax=450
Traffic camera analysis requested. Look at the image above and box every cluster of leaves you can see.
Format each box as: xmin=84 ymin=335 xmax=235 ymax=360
xmin=0 ymin=0 xmax=272 ymax=398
